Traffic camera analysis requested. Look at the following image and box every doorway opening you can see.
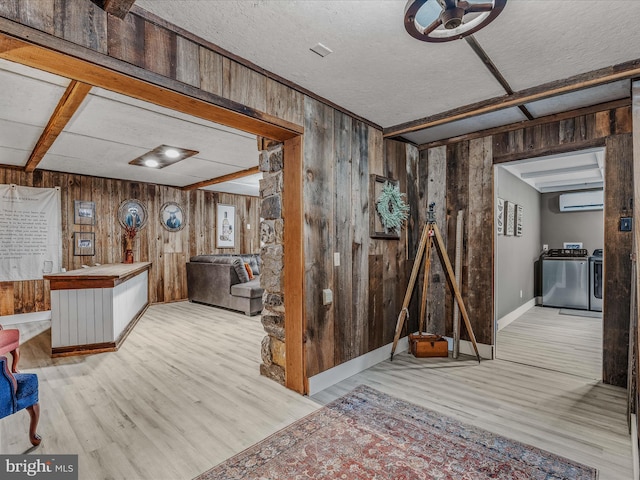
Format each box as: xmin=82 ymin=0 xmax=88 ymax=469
xmin=493 ymin=147 xmax=605 ymax=380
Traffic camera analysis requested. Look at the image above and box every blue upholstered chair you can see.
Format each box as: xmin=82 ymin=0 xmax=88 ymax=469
xmin=0 ymin=356 xmax=41 ymax=446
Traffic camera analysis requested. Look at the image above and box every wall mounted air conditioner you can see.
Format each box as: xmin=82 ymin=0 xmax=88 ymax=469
xmin=559 ymin=190 xmax=604 ymax=212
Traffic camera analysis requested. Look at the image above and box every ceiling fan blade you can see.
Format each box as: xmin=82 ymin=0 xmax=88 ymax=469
xmin=423 ymin=17 xmax=443 ymax=35
xmin=464 ymin=3 xmax=494 ymax=12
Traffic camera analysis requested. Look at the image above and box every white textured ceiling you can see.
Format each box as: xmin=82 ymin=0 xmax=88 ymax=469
xmin=137 ymin=0 xmax=639 ymax=134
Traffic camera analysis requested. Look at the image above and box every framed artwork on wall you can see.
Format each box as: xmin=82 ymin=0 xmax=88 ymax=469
xmin=217 ymin=204 xmax=235 ymax=248
xmin=160 ymin=201 xmax=185 ymax=232
xmin=516 ymin=204 xmax=523 ymax=237
xmin=74 ymin=200 xmax=95 ymax=225
xmin=118 ymin=199 xmax=148 ymax=229
xmin=73 ymin=232 xmax=95 ymax=256
xmin=505 ymin=201 xmax=515 ymax=236
xmin=496 ymin=198 xmax=504 ymax=235
xmin=369 ymin=174 xmax=404 ymax=239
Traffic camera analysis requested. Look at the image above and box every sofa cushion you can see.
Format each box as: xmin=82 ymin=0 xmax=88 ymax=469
xmin=231 ymin=277 xmax=263 ymax=298
xmin=244 ymin=263 xmax=255 ymax=280
xmin=232 ymin=257 xmax=251 ymax=283
xmin=238 ymin=254 xmax=260 ymax=275
xmin=190 ymin=255 xmax=236 ymax=264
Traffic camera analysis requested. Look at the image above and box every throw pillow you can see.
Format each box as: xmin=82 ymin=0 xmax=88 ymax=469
xmin=244 ymin=262 xmax=254 ymax=280
xmin=232 ymin=257 xmax=251 ymax=283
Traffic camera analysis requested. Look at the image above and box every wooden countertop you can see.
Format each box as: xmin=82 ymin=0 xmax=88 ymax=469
xmin=44 ymin=262 xmax=151 ymax=290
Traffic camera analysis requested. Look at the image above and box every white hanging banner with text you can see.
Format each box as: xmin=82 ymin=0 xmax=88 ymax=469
xmin=0 ymin=184 xmax=62 ymax=281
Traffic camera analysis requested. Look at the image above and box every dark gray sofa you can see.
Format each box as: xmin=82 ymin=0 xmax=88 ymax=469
xmin=186 ymin=254 xmax=263 ymax=316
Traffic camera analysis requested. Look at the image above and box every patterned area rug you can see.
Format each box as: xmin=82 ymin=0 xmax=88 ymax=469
xmin=195 ymin=385 xmax=597 ymax=480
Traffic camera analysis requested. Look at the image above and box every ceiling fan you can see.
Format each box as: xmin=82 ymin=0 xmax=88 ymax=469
xmin=404 ymin=0 xmax=507 ymax=43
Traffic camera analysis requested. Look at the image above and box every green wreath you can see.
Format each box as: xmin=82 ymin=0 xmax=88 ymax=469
xmin=376 ymin=182 xmax=410 ymax=234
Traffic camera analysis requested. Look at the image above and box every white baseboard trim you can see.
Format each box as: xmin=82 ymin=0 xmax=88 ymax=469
xmin=497 ymin=298 xmax=536 ymax=331
xmin=443 ymin=336 xmax=494 ymax=360
xmin=632 ymin=414 xmax=639 ymax=480
xmin=0 ymin=310 xmax=51 ymax=326
xmin=308 ymin=336 xmax=409 ymax=396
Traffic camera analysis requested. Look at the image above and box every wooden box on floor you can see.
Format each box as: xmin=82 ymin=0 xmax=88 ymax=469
xmin=409 ymin=333 xmax=448 ymax=358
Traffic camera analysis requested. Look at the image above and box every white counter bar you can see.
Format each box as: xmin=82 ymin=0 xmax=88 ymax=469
xmin=44 ymin=262 xmax=151 ymax=356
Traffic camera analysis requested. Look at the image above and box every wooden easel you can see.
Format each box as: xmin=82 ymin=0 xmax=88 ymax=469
xmin=390 ymin=203 xmax=481 ymax=363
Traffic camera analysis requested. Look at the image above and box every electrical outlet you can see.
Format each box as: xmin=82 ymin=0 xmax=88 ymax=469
xmin=246 ymin=223 xmax=251 ymax=230
xmin=334 ymin=252 xmax=340 ymax=267
xmin=543 ymin=244 xmax=548 ymax=252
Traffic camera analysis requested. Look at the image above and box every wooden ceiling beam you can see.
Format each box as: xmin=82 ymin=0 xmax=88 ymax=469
xmin=182 ymin=166 xmax=261 ymax=191
xmin=102 ymin=0 xmax=136 ymax=19
xmin=384 ymin=58 xmax=640 ymax=138
xmin=25 ymin=80 xmax=92 ymax=173
xmin=418 ymin=97 xmax=631 ymax=150
xmin=0 ymin=28 xmax=302 ymax=142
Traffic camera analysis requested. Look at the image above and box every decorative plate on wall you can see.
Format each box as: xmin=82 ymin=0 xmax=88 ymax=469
xmin=160 ymin=201 xmax=185 ymax=232
xmin=118 ymin=199 xmax=148 ymax=229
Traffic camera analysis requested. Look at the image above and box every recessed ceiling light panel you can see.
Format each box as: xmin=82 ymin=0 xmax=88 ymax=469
xmin=129 ymin=144 xmax=199 ymax=169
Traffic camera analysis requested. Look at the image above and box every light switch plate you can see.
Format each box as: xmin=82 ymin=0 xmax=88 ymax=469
xmin=322 ymin=289 xmax=333 ymax=305
xmin=334 ymin=252 xmax=340 ymax=267
xmin=620 ymin=217 xmax=632 ymax=232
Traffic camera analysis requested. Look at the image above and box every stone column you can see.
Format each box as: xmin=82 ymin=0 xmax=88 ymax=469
xmin=259 ymin=144 xmax=286 ymax=385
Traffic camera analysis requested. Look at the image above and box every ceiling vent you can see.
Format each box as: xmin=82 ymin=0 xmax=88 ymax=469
xmin=559 ymin=190 xmax=604 ymax=212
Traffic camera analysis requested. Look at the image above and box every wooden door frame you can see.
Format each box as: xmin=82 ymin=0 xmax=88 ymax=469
xmin=0 ymin=31 xmax=307 ymax=394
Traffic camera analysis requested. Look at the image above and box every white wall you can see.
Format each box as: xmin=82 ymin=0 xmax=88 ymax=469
xmin=540 ymin=190 xmax=604 ymax=254
xmin=495 ymin=167 xmax=542 ymax=320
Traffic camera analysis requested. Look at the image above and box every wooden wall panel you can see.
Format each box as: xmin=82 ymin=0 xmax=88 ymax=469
xmin=304 ymin=97 xmax=335 ymax=377
xmin=54 ymin=0 xmax=107 ymax=54
xmin=266 ymin=78 xmax=304 ymax=128
xmin=352 ymin=120 xmax=370 ymax=355
xmin=223 ymin=58 xmax=267 ymax=113
xmin=426 ymin=146 xmax=447 ymax=335
xmin=603 ymin=134 xmax=633 ymax=387
xmin=107 ymin=12 xmax=145 ymax=68
xmin=0 ymin=167 xmax=261 ymax=317
xmin=334 ymin=111 xmax=354 ymax=365
xmin=466 ymin=137 xmax=493 ymax=345
xmin=198 ymin=47 xmax=224 ymax=96
xmin=176 ymin=36 xmax=200 ymax=87
xmin=143 ymin=22 xmax=176 ymax=78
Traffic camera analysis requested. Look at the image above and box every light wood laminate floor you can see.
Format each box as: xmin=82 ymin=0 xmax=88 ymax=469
xmin=497 ymin=306 xmax=603 ymax=380
xmin=1 ymin=301 xmax=632 ymax=479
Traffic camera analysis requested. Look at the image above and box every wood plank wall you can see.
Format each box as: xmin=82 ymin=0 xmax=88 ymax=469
xmin=417 ymin=105 xmax=633 ymax=386
xmin=0 ymin=167 xmax=260 ymax=315
xmin=303 ymin=97 xmax=414 ymax=377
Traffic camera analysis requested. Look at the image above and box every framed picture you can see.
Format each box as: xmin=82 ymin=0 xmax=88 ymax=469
xmin=160 ymin=201 xmax=185 ymax=232
xmin=496 ymin=198 xmax=505 ymax=235
xmin=74 ymin=200 xmax=95 ymax=225
xmin=118 ymin=199 xmax=148 ymax=229
xmin=369 ymin=174 xmax=401 ymax=239
xmin=516 ymin=204 xmax=523 ymax=237
xmin=73 ymin=232 xmax=95 ymax=256
xmin=505 ymin=201 xmax=515 ymax=236
xmin=217 ymin=204 xmax=236 ymax=248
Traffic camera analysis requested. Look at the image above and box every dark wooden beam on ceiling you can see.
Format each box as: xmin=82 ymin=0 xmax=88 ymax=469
xmin=25 ymin=80 xmax=92 ymax=173
xmin=182 ymin=166 xmax=261 ymax=191
xmin=385 ymin=58 xmax=640 ymax=138
xmin=102 ymin=0 xmax=136 ymax=19
xmin=493 ymin=137 xmax=606 ymax=165
xmin=418 ymin=97 xmax=631 ymax=150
